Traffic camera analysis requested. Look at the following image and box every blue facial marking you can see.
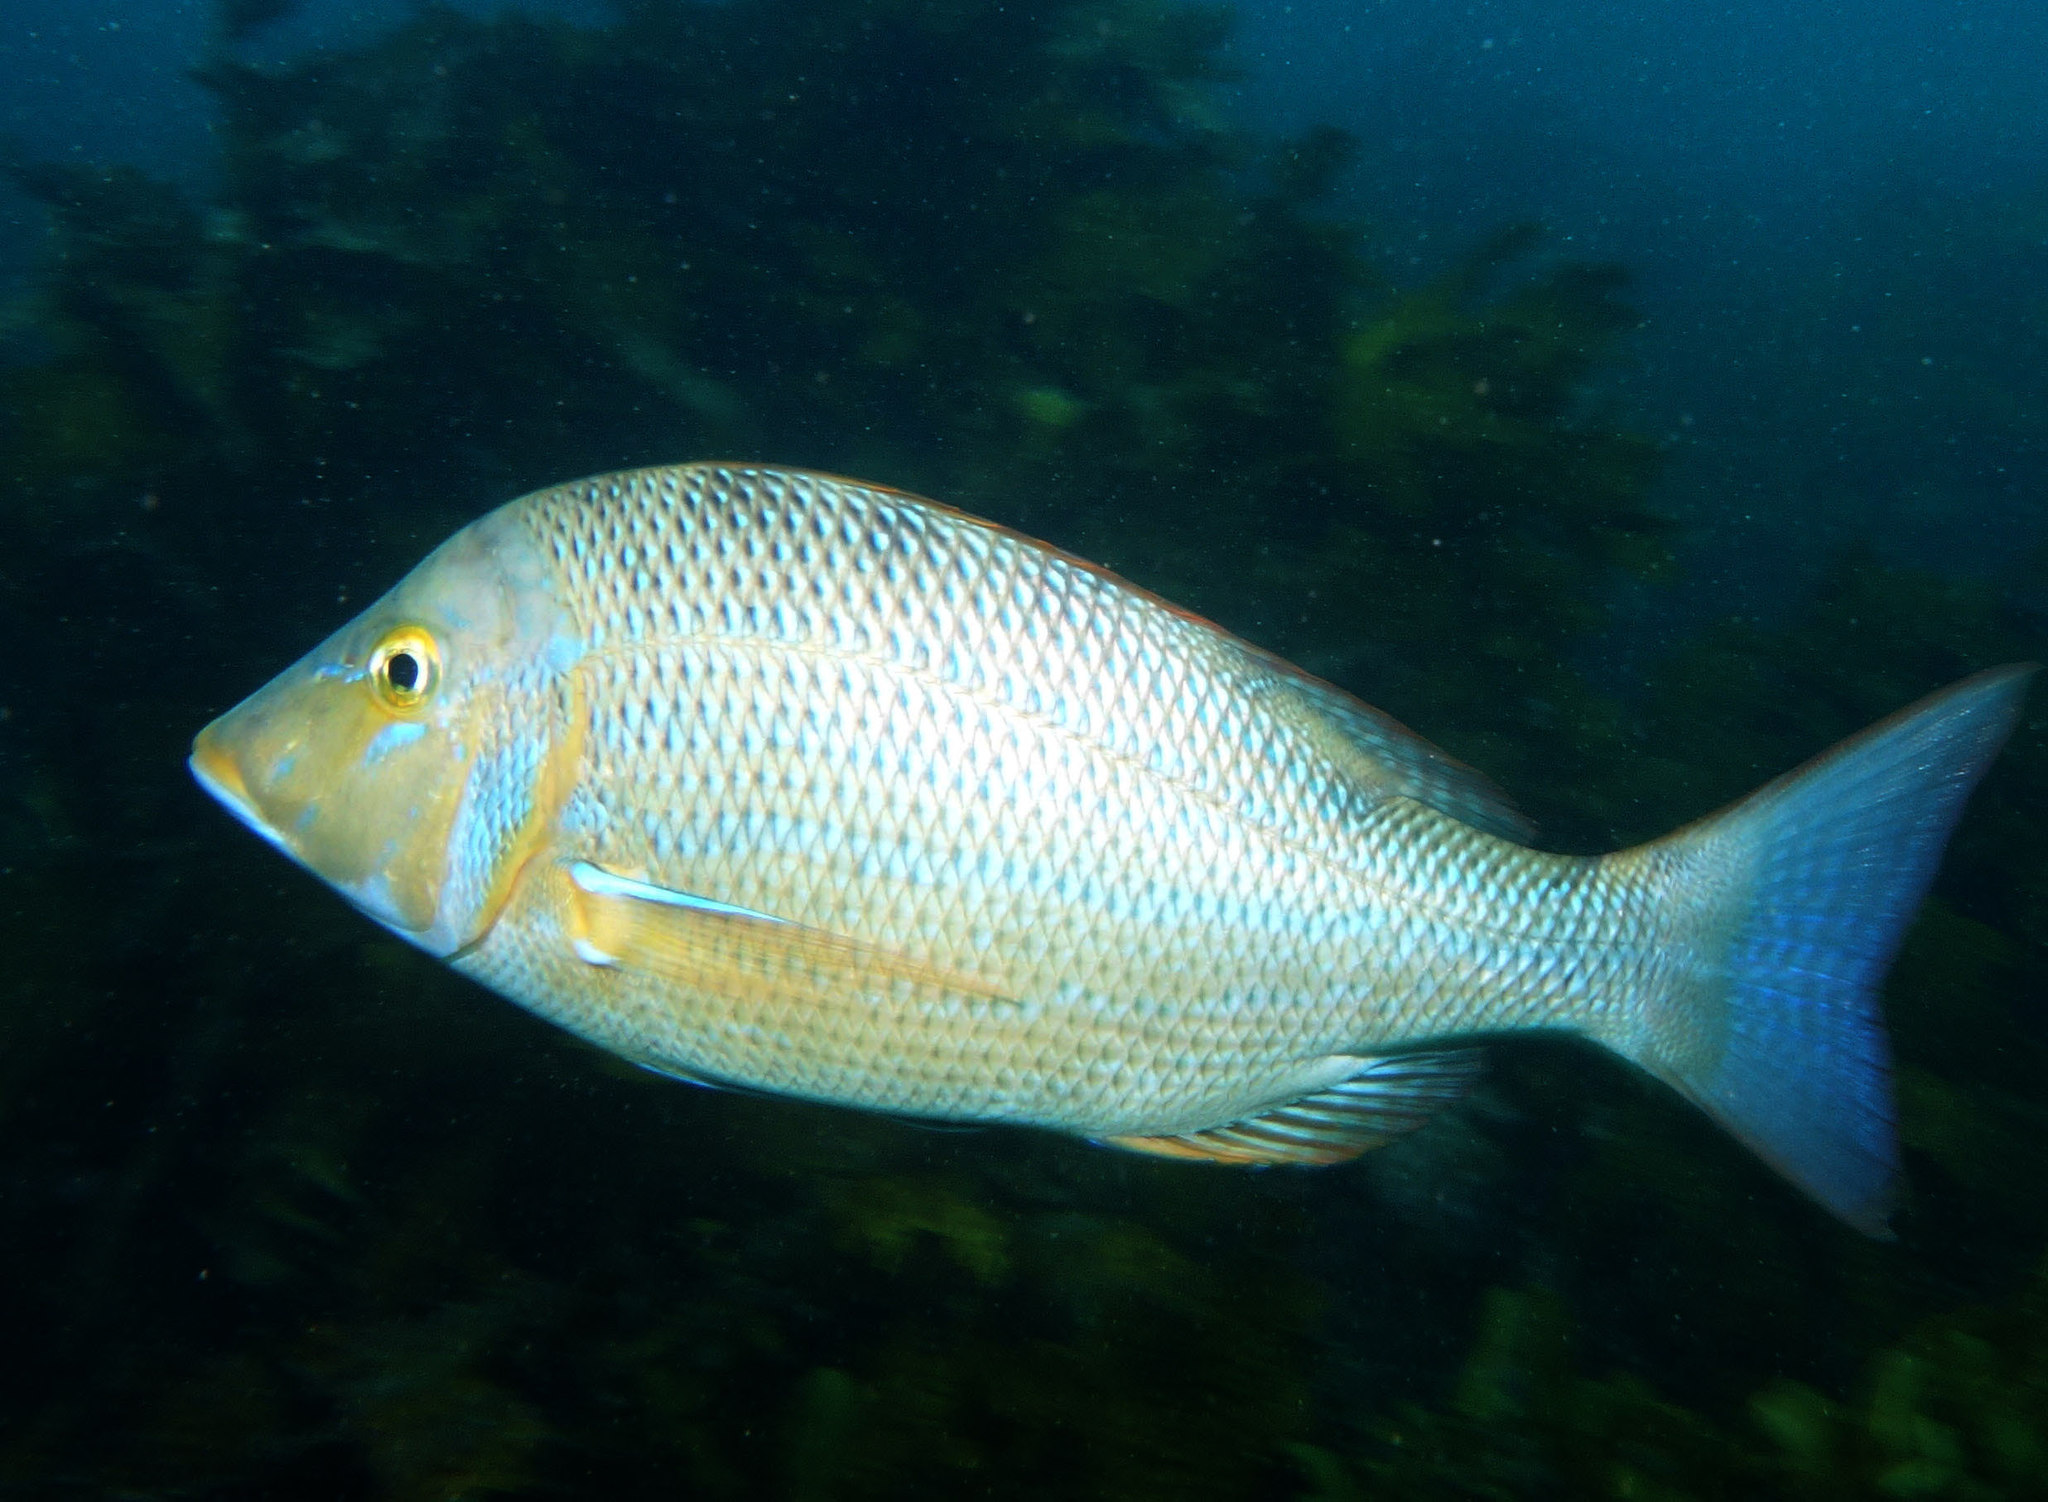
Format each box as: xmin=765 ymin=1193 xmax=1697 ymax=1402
xmin=365 ymin=720 xmax=428 ymax=764
xmin=546 ymin=632 xmax=585 ymax=673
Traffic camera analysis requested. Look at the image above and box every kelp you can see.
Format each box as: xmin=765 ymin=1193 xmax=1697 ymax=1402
xmin=1294 ymin=1254 xmax=2048 ymax=1501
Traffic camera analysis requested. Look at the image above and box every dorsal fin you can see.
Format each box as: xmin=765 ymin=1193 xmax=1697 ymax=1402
xmin=1098 ymin=1050 xmax=1484 ymax=1166
xmin=1268 ymin=675 xmax=1534 ymax=843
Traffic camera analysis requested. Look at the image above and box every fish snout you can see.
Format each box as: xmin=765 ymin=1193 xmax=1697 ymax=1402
xmin=190 ymin=716 xmax=287 ymax=851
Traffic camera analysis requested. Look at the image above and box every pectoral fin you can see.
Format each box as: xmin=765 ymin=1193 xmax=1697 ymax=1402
xmin=1099 ymin=1050 xmax=1482 ymax=1166
xmin=561 ymin=860 xmax=1013 ymax=1013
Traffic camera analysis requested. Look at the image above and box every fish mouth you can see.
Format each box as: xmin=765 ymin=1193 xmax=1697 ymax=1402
xmin=189 ymin=723 xmax=293 ymax=858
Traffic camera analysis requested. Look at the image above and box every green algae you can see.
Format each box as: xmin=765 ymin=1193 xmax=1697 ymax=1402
xmin=828 ymin=1174 xmax=1014 ymax=1287
xmin=1283 ymin=1259 xmax=2048 ymax=1500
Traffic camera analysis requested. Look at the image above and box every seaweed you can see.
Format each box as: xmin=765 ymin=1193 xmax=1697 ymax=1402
xmin=1308 ymin=1255 xmax=2048 ymax=1501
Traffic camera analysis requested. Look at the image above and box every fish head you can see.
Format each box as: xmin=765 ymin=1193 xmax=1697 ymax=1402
xmin=191 ymin=502 xmax=577 ymax=956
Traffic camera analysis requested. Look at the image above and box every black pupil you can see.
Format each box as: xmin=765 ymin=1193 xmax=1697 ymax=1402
xmin=386 ymin=651 xmax=420 ymax=693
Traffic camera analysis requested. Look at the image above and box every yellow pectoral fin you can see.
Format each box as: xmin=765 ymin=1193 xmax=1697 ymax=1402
xmin=561 ymin=860 xmax=1014 ymax=1014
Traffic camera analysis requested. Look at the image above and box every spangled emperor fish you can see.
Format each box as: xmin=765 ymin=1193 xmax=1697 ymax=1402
xmin=190 ymin=465 xmax=2030 ymax=1233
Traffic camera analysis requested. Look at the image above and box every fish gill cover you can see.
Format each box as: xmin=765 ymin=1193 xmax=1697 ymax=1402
xmin=0 ymin=0 xmax=2044 ymax=1497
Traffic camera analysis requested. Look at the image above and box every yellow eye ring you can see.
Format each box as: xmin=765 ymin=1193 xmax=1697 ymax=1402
xmin=368 ymin=627 xmax=441 ymax=710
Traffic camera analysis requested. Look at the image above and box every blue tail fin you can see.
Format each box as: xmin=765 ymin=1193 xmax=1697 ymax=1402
xmin=1641 ymin=666 xmax=2031 ymax=1235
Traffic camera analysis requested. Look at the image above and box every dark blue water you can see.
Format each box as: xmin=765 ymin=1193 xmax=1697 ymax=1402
xmin=2 ymin=1 xmax=2045 ymax=1495
xmin=1227 ymin=0 xmax=2048 ymax=596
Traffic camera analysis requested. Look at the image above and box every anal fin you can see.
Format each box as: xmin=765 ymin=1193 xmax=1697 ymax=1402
xmin=1099 ymin=1050 xmax=1482 ymax=1166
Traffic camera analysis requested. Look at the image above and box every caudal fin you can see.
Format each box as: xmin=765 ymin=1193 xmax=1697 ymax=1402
xmin=1632 ymin=666 xmax=2032 ymax=1235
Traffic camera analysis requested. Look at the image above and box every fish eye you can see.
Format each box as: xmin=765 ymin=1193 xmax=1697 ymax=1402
xmin=368 ymin=627 xmax=441 ymax=710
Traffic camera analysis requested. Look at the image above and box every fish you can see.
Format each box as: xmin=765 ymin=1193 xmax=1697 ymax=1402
xmin=189 ymin=463 xmax=2030 ymax=1234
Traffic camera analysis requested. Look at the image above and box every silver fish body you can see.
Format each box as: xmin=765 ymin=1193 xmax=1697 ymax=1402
xmin=191 ymin=464 xmax=2031 ymax=1232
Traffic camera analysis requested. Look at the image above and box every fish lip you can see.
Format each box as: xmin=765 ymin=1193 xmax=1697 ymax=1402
xmin=188 ymin=728 xmax=293 ymax=859
xmin=188 ymin=725 xmax=452 ymax=952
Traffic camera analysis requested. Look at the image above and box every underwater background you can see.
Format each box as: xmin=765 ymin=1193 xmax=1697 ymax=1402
xmin=3 ymin=0 xmax=2047 ymax=1496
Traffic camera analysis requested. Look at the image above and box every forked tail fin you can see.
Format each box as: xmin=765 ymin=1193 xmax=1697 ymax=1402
xmin=1625 ymin=666 xmax=2032 ymax=1235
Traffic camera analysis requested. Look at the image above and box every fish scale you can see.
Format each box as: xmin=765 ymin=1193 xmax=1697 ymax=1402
xmin=470 ymin=467 xmax=1640 ymax=1127
xmin=191 ymin=462 xmax=2029 ymax=1232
